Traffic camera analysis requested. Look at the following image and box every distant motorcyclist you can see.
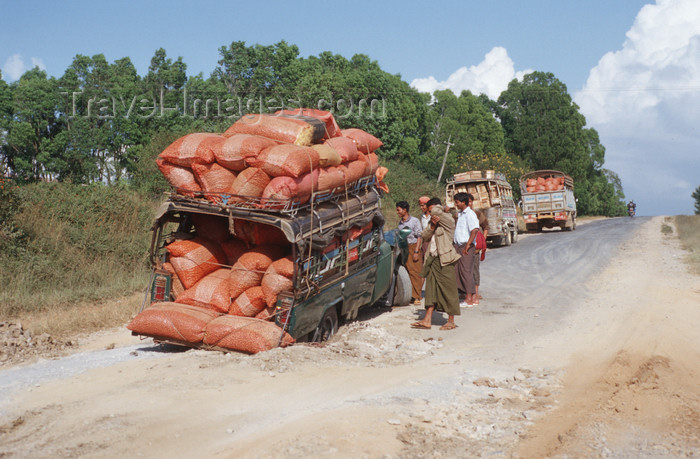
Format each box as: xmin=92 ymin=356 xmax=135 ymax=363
xmin=627 ymin=200 xmax=636 ymax=216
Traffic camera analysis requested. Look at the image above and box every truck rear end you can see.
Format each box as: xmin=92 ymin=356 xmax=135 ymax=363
xmin=520 ymin=170 xmax=576 ymax=232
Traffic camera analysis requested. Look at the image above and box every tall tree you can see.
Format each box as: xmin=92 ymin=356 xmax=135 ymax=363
xmin=692 ymin=186 xmax=700 ymax=215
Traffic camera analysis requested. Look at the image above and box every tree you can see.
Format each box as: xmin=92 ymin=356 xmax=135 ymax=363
xmin=496 ymin=71 xmax=625 ymax=215
xmin=693 ymin=186 xmax=700 ymax=215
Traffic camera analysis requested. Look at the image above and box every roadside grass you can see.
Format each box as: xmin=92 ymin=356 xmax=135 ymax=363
xmin=0 ymin=182 xmax=155 ymax=332
xmin=675 ymin=215 xmax=700 ymax=273
xmin=380 ymin=159 xmax=444 ymax=228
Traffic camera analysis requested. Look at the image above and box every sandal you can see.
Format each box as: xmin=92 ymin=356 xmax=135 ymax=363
xmin=439 ymin=323 xmax=457 ymax=330
xmin=411 ymin=322 xmax=431 ymax=329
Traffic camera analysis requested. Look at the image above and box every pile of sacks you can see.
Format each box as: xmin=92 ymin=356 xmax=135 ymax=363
xmin=155 ymin=109 xmax=386 ymax=206
xmin=525 ymin=176 xmax=565 ymax=193
xmin=128 ymin=214 xmax=298 ymax=353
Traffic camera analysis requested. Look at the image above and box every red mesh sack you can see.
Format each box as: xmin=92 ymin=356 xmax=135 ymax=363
xmin=344 ymin=222 xmax=373 ymax=242
xmin=167 ymin=237 xmax=227 ymax=289
xmin=228 ymin=260 xmax=263 ymax=300
xmin=127 ymin=302 xmax=220 ymax=344
xmin=156 ymin=158 xmax=202 ymax=197
xmin=318 ymin=166 xmax=347 ymax=192
xmin=249 ymin=144 xmax=320 ymax=178
xmin=275 ymin=108 xmax=341 ymax=139
xmin=261 ymin=169 xmax=319 ymax=208
xmin=190 ymin=214 xmax=231 ymax=244
xmin=176 ymin=269 xmax=231 ymax=313
xmin=163 ymin=262 xmax=184 ymax=299
xmin=203 ymin=315 xmax=294 ymax=353
xmin=341 ymin=128 xmax=383 ymax=154
xmin=261 ymin=256 xmax=294 ymax=307
xmin=232 ymin=220 xmax=289 ymax=247
xmin=221 ymin=238 xmax=248 ymax=265
xmin=229 ymin=286 xmax=266 ymax=317
xmin=223 ymin=114 xmax=324 ymax=146
xmin=215 ymin=134 xmax=278 ymax=171
xmin=158 ymin=133 xmax=223 ymax=167
xmin=325 ymin=136 xmax=359 ymax=163
xmin=229 ymin=167 xmax=270 ymax=201
xmin=191 ymin=162 xmax=237 ymax=199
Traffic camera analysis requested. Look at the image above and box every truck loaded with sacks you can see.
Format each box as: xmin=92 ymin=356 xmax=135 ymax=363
xmin=128 ymin=109 xmax=412 ymax=354
xmin=520 ymin=170 xmax=577 ymax=232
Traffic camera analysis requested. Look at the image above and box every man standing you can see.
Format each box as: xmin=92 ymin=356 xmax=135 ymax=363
xmin=411 ymin=198 xmax=461 ymax=330
xmin=415 ymin=196 xmax=431 ymax=259
xmin=396 ymin=201 xmax=423 ymax=305
xmin=473 ymin=202 xmax=489 ymax=306
xmin=453 ymin=192 xmax=479 ymax=307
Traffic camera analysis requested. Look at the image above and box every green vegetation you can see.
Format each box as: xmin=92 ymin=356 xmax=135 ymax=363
xmin=0 ymin=41 xmax=634 ymax=331
xmin=692 ymin=186 xmax=700 ymax=215
xmin=675 ymin=215 xmax=700 ymax=273
xmin=0 ymin=182 xmax=154 ymax=318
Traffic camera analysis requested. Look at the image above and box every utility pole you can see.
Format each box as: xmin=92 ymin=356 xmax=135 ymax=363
xmin=436 ymin=135 xmax=454 ymax=185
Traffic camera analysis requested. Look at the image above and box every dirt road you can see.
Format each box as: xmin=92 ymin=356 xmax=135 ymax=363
xmin=1 ymin=216 xmax=699 ymax=457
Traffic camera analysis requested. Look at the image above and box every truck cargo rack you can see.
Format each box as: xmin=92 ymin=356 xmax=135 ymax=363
xmin=167 ymin=175 xmax=378 ymax=218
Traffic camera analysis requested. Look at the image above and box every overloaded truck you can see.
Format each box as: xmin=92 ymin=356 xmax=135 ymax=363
xmin=445 ymin=170 xmax=519 ymax=246
xmin=128 ymin=110 xmax=411 ymax=354
xmin=519 ymin=170 xmax=577 ymax=232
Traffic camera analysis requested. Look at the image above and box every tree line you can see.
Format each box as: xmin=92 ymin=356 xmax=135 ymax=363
xmin=0 ymin=40 xmax=626 ymax=215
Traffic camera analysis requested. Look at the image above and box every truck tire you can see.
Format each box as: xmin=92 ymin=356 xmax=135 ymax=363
xmin=511 ymin=227 xmax=519 ymax=243
xmin=392 ymin=265 xmax=412 ymax=306
xmin=311 ymin=307 xmax=338 ymax=343
xmin=504 ymin=230 xmax=512 ymax=246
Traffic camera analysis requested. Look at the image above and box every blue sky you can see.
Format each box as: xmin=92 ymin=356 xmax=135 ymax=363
xmin=2 ymin=0 xmax=698 ymax=215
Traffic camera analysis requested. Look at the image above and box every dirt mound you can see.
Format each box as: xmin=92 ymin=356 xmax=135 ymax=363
xmin=0 ymin=322 xmax=75 ymax=367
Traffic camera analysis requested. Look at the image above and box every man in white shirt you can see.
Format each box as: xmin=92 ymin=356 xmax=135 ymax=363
xmin=452 ymin=192 xmax=479 ymax=307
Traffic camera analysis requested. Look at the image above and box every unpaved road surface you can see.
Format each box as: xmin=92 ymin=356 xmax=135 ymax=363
xmin=1 ymin=216 xmax=699 ymax=458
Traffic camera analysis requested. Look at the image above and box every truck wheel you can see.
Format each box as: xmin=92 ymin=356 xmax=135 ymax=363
xmin=511 ymin=228 xmax=518 ymax=243
xmin=393 ymin=265 xmax=412 ymax=306
xmin=504 ymin=230 xmax=512 ymax=246
xmin=311 ymin=307 xmax=338 ymax=343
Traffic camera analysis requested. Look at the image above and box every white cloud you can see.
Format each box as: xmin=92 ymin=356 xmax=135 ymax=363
xmin=2 ymin=54 xmax=46 ymax=81
xmin=575 ymin=0 xmax=700 ymax=215
xmin=411 ymin=47 xmax=532 ymax=100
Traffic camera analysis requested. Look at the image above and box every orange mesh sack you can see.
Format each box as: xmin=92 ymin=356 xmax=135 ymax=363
xmin=224 ymin=114 xmax=324 ymax=146
xmin=229 ymin=286 xmax=266 ymax=317
xmin=215 ymin=134 xmax=278 ymax=171
xmin=229 ymin=167 xmax=271 ymax=201
xmin=261 ymin=169 xmax=319 ymax=208
xmin=255 ymin=306 xmax=276 ymax=321
xmin=221 ymin=238 xmax=248 ymax=265
xmin=176 ymin=269 xmax=231 ymax=313
xmin=156 ymin=158 xmax=202 ymax=197
xmin=203 ymin=315 xmax=294 ymax=353
xmin=341 ymin=128 xmax=383 ymax=154
xmin=191 ymin=162 xmax=237 ymax=199
xmin=167 ymin=237 xmax=227 ymax=289
xmin=249 ymin=144 xmax=320 ymax=178
xmin=127 ymin=302 xmax=220 ymax=344
xmin=261 ymin=256 xmax=294 ymax=307
xmin=325 ymin=136 xmax=359 ymax=163
xmin=318 ymin=166 xmax=347 ymax=192
xmin=341 ymin=160 xmax=368 ymax=183
xmin=312 ymin=144 xmax=342 ymax=167
xmin=275 ymin=108 xmax=341 ymax=139
xmin=191 ymin=214 xmax=231 ymax=244
xmin=158 ymin=133 xmax=223 ymax=167
xmin=163 ymin=262 xmax=185 ymax=299
xmin=359 ymin=152 xmax=380 ymax=176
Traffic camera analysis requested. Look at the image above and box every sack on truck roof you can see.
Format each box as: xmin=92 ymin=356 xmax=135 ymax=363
xmin=224 ymin=113 xmax=326 ymax=146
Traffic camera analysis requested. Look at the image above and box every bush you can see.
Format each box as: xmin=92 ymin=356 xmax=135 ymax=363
xmin=380 ymin=159 xmax=444 ymax=228
xmin=0 ymin=182 xmax=155 ymax=317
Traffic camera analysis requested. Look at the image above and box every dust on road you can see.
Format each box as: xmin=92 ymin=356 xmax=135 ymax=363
xmin=1 ymin=216 xmax=699 ymax=458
